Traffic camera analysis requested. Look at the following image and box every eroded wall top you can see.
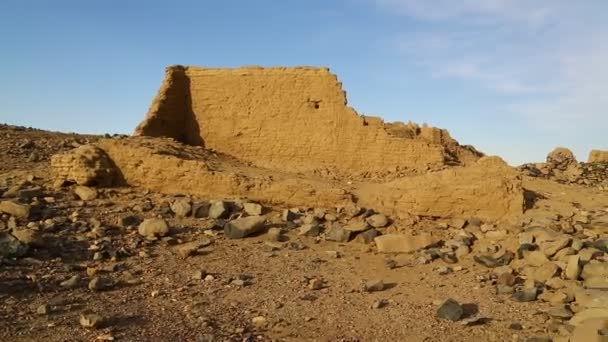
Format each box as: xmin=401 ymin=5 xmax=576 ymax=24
xmin=135 ymin=65 xmax=482 ymax=175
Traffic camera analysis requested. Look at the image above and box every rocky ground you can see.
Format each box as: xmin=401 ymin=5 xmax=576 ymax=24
xmin=1 ymin=124 xmax=608 ymax=342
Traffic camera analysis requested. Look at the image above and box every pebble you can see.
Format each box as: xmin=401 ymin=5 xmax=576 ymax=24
xmin=137 ymin=218 xmax=170 ymax=238
xmin=547 ymin=305 xmax=574 ymax=319
xmin=36 ymin=304 xmax=50 ymax=315
xmin=11 ymin=229 xmax=41 ymax=247
xmin=372 ymin=299 xmax=388 ymax=309
xmin=374 ymin=233 xmax=437 ymax=253
xmin=170 ymin=198 xmax=191 ymax=217
xmin=88 ymin=276 xmax=111 ymax=291
xmin=60 ymin=275 xmax=81 ymax=288
xmin=79 ymin=313 xmax=103 ymax=328
xmin=224 ymin=215 xmax=267 ymax=239
xmin=366 ymin=214 xmax=389 ymax=228
xmin=436 ymin=298 xmax=464 ymax=321
xmin=512 ymin=287 xmax=538 ymax=302
xmin=243 ymin=202 xmax=263 ymax=216
xmin=74 ymin=186 xmax=97 ymax=201
xmin=298 ymin=223 xmax=320 ymax=237
xmin=208 ymin=201 xmax=229 ymax=219
xmin=192 ymin=202 xmax=210 ymax=218
xmin=309 ymin=278 xmax=324 ymax=290
xmin=251 ymin=316 xmax=267 ymax=327
xmin=325 ymin=226 xmax=351 ymax=242
xmin=0 ymin=232 xmax=28 ymax=258
xmin=364 ymin=279 xmax=385 ymax=292
xmin=0 ymin=200 xmax=30 ymax=218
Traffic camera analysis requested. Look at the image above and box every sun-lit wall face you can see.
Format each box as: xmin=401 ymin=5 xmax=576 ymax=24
xmin=135 ymin=65 xmax=482 ymax=175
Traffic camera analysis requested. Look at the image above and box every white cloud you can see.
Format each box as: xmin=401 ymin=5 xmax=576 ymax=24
xmin=375 ymin=0 xmax=557 ymax=26
xmin=376 ymin=0 xmax=608 ymax=134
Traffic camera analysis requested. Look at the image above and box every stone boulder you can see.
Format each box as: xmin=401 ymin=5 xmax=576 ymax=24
xmin=51 ymin=145 xmax=118 ymax=186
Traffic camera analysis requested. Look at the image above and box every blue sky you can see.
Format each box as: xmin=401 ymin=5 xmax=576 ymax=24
xmin=1 ymin=0 xmax=606 ymax=165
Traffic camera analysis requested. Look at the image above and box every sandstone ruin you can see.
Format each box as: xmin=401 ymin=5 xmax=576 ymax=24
xmin=134 ymin=66 xmax=482 ymax=175
xmin=51 ymin=65 xmax=526 ymax=221
xmin=589 ymin=149 xmax=608 ymax=163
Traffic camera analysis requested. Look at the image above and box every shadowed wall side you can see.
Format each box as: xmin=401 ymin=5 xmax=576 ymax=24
xmin=134 ymin=66 xmax=203 ymax=146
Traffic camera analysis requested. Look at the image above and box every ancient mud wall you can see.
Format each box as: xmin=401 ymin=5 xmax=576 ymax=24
xmin=589 ymin=150 xmax=608 ymax=163
xmin=135 ymin=66 xmax=481 ymax=174
xmin=53 ymin=137 xmax=522 ymax=221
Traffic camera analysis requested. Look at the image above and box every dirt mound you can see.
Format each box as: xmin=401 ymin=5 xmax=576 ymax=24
xmin=135 ymin=66 xmax=482 ymax=175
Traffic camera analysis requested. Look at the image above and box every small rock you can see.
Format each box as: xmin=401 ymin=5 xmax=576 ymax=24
xmin=364 ymin=279 xmax=385 ymax=292
xmin=208 ymin=201 xmax=229 ymax=219
xmin=366 ymin=214 xmax=389 ymax=228
xmin=374 ymin=233 xmax=437 ymax=253
xmin=512 ymin=287 xmax=538 ymax=302
xmin=353 ymin=228 xmax=379 ymax=244
xmin=192 ymin=270 xmax=205 ymax=280
xmin=298 ymin=223 xmax=320 ymax=237
xmin=60 ymin=275 xmax=81 ymax=288
xmin=266 ymin=227 xmax=287 ymax=242
xmin=36 ymin=304 xmax=50 ymax=315
xmin=581 ymin=262 xmax=608 ymax=280
xmin=74 ymin=186 xmax=97 ymax=201
xmin=325 ymin=250 xmax=341 ymax=258
xmin=137 ymin=219 xmax=170 ymax=238
xmin=547 ymin=305 xmax=573 ymax=319
xmin=509 ymin=322 xmax=523 ymax=330
xmin=570 ymin=318 xmax=608 ymax=342
xmin=0 ymin=200 xmax=30 ymax=218
xmin=531 ymin=262 xmax=560 ymax=283
xmin=496 ymin=285 xmax=515 ymax=295
xmin=564 ymin=255 xmax=581 ymax=280
xmin=243 ymin=202 xmax=263 ymax=216
xmin=437 ymin=266 xmax=452 ymax=275
xmin=231 ymin=279 xmax=246 ymax=286
xmin=177 ymin=239 xmax=211 ymax=258
xmin=372 ymin=299 xmax=388 ymax=309
xmin=170 ymin=198 xmax=191 ymax=217
xmin=282 ymin=209 xmax=301 ymax=222
xmin=325 ymin=226 xmax=351 ymax=242
xmin=570 ymin=308 xmax=608 ymax=326
xmin=460 ymin=315 xmax=488 ymax=326
xmin=526 ymin=336 xmax=552 ymax=342
xmin=79 ymin=313 xmax=103 ymax=328
xmin=539 ymin=236 xmax=571 ymax=257
xmin=88 ymin=276 xmax=111 ymax=291
xmin=436 ymin=298 xmax=464 ymax=321
xmin=524 ymin=251 xmax=551 ymax=267
xmin=0 ymin=232 xmax=28 ymax=258
xmin=118 ymin=214 xmax=140 ymax=227
xmin=309 ymin=278 xmax=324 ymax=290
xmin=343 ymin=220 xmax=370 ymax=233
xmin=224 ymin=215 xmax=266 ymax=239
xmin=455 ymin=245 xmax=471 ymax=258
xmin=18 ymin=187 xmax=43 ymax=200
xmin=584 ymin=277 xmax=608 ymax=290
xmin=251 ymin=316 xmax=267 ymax=327
xmin=450 ymin=218 xmax=468 ymax=229
xmin=192 ymin=202 xmax=210 ymax=218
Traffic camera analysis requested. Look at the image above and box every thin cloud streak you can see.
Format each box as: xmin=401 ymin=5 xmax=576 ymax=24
xmin=376 ymin=0 xmax=608 ymax=134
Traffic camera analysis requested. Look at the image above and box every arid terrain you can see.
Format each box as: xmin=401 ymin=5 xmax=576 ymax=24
xmin=1 ymin=66 xmax=608 ymax=342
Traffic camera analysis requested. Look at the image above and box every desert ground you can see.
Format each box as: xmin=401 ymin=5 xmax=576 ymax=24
xmin=1 ymin=66 xmax=608 ymax=342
